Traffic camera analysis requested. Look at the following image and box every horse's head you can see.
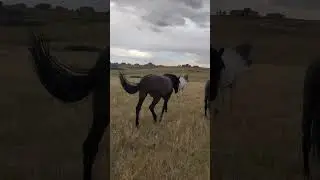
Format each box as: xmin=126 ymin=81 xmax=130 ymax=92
xmin=211 ymin=47 xmax=225 ymax=74
xmin=164 ymin=73 xmax=180 ymax=93
xmin=235 ymin=43 xmax=253 ymax=68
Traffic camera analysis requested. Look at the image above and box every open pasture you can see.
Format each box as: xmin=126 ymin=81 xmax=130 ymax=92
xmin=110 ymin=67 xmax=210 ymax=179
xmin=211 ymin=15 xmax=320 ymax=179
xmin=0 ymin=20 xmax=109 ymax=180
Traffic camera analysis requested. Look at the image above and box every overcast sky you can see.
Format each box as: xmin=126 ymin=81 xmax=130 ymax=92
xmin=4 ymin=0 xmax=320 ymax=67
xmin=110 ymin=0 xmax=210 ymax=67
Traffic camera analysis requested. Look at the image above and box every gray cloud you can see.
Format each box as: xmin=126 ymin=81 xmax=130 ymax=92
xmin=113 ymin=0 xmax=209 ymax=28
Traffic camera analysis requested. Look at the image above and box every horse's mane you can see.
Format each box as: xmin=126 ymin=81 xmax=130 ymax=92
xmin=163 ymin=73 xmax=179 ymax=83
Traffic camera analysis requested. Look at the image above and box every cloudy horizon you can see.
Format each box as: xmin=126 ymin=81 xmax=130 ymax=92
xmin=213 ymin=0 xmax=320 ymax=20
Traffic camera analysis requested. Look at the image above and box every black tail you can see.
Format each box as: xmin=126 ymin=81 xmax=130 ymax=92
xmin=28 ymin=32 xmax=105 ymax=103
xmin=119 ymin=72 xmax=139 ymax=94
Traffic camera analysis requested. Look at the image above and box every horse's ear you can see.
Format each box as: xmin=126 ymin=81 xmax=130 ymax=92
xmin=218 ymin=48 xmax=224 ymax=56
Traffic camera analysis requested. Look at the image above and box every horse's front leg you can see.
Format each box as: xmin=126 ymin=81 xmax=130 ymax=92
xmin=160 ymin=93 xmax=171 ymax=121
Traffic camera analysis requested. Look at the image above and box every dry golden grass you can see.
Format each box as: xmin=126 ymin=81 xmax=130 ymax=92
xmin=211 ymin=16 xmax=320 ymax=179
xmin=110 ymin=68 xmax=210 ymax=179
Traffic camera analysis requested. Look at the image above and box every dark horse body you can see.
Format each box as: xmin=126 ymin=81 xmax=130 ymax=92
xmin=204 ymin=79 xmax=210 ymax=117
xmin=119 ymin=73 xmax=180 ymax=127
xmin=302 ymin=59 xmax=320 ymax=179
xmin=28 ymin=33 xmax=108 ymax=180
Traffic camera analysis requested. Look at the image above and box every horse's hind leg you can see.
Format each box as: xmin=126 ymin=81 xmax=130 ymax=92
xmin=136 ymin=93 xmax=146 ymax=128
xmin=204 ymin=98 xmax=208 ymax=117
xmin=82 ymin=120 xmax=107 ymax=180
xmin=83 ymin=90 xmax=108 ymax=180
xmin=149 ymin=96 xmax=161 ymax=122
xmin=164 ymin=92 xmax=172 ymax=113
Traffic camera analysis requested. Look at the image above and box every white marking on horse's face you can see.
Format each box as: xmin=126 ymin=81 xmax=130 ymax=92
xmin=179 ymin=76 xmax=188 ymax=90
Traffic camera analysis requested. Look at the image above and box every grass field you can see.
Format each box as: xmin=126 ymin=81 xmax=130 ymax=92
xmin=110 ymin=68 xmax=210 ymax=179
xmin=0 ymin=20 xmax=109 ymax=180
xmin=211 ymin=16 xmax=320 ymax=179
xmin=211 ymin=64 xmax=306 ymax=179
xmin=2 ymin=13 xmax=320 ymax=180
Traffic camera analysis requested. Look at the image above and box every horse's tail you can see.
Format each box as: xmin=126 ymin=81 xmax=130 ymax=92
xmin=119 ymin=72 xmax=139 ymax=94
xmin=28 ymin=32 xmax=106 ymax=103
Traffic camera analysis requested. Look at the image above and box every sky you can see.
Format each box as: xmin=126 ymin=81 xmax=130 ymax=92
xmin=4 ymin=0 xmax=320 ymax=67
xmin=110 ymin=0 xmax=210 ymax=67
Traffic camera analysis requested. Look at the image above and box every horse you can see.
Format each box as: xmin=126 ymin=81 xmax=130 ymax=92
xmin=119 ymin=72 xmax=180 ymax=128
xmin=28 ymin=32 xmax=108 ymax=180
xmin=302 ymin=59 xmax=320 ymax=179
xmin=178 ymin=74 xmax=189 ymax=92
xmin=204 ymin=79 xmax=210 ymax=117
xmin=206 ymin=47 xmax=226 ymax=118
xmin=213 ymin=43 xmax=253 ymax=115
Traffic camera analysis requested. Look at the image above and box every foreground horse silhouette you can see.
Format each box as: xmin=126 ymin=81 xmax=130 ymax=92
xmin=119 ymin=72 xmax=180 ymax=127
xmin=218 ymin=43 xmax=253 ymax=112
xmin=28 ymin=33 xmax=108 ymax=180
xmin=302 ymin=59 xmax=320 ymax=179
xmin=208 ymin=43 xmax=253 ymax=118
xmin=205 ymin=47 xmax=226 ymax=118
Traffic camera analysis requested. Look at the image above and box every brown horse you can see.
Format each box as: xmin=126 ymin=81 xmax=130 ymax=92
xmin=119 ymin=72 xmax=180 ymax=127
xmin=28 ymin=32 xmax=108 ymax=180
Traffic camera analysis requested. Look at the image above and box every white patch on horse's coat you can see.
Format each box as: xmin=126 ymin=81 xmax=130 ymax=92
xmin=178 ymin=76 xmax=188 ymax=91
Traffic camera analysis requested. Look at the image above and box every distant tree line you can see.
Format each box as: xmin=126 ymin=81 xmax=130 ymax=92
xmin=0 ymin=1 xmax=108 ymax=26
xmin=215 ymin=8 xmax=285 ymax=19
xmin=0 ymin=1 xmax=106 ymax=15
xmin=110 ymin=62 xmax=202 ymax=70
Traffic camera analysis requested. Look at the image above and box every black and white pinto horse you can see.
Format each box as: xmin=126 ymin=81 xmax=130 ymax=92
xmin=205 ymin=43 xmax=253 ymax=118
